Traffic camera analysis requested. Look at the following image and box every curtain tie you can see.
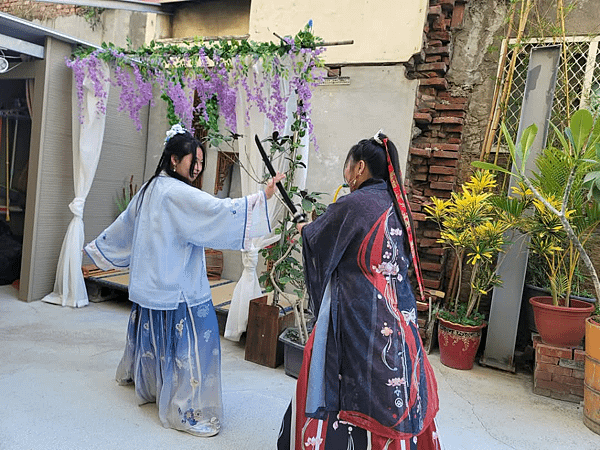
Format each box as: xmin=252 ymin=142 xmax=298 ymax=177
xmin=69 ymin=197 xmax=85 ymax=218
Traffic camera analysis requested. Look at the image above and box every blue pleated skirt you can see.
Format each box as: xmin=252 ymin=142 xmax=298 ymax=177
xmin=116 ymin=300 xmax=223 ymax=432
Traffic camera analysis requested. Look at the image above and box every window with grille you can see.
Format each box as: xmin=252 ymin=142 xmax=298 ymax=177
xmin=497 ymin=36 xmax=600 ymax=147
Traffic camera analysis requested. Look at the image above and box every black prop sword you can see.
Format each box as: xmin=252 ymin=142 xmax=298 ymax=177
xmin=254 ymin=134 xmax=307 ymax=224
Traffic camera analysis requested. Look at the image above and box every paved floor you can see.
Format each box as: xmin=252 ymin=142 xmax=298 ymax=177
xmin=1 ymin=284 xmax=599 ymax=450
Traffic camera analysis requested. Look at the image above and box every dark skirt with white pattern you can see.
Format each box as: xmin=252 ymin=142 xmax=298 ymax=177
xmin=116 ymin=300 xmax=222 ymax=432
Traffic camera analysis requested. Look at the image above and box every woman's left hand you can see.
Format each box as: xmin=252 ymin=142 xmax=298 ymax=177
xmin=265 ymin=173 xmax=286 ymax=200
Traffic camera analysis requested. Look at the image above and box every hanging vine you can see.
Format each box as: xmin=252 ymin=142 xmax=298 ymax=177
xmin=65 ymin=22 xmax=325 ymax=148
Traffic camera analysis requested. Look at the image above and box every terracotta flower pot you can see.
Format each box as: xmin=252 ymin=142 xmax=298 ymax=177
xmin=438 ymin=317 xmax=486 ymax=370
xmin=584 ymin=316 xmax=600 ymax=435
xmin=529 ymin=296 xmax=594 ymax=348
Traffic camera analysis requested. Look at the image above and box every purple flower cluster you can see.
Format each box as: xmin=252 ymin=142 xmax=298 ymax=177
xmin=66 ymin=38 xmax=325 ymax=150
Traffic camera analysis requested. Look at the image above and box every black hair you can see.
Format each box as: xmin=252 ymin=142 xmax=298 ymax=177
xmin=345 ymin=133 xmax=415 ymax=253
xmin=136 ymin=130 xmax=205 ymax=212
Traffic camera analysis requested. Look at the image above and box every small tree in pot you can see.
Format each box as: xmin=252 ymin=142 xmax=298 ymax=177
xmin=473 ymin=109 xmax=600 ymax=348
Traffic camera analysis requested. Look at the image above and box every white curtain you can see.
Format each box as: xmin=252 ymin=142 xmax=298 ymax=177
xmin=224 ymin=58 xmax=309 ymax=341
xmin=43 ymin=61 xmax=110 ymax=308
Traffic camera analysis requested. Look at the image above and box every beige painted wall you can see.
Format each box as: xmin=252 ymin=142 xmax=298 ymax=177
xmin=249 ymin=0 xmax=428 ymax=64
xmin=306 ymin=65 xmax=418 ymax=198
xmin=172 ymin=0 xmax=250 ymax=38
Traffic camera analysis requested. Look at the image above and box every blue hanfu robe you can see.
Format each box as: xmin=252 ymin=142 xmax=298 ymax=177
xmin=85 ymin=172 xmax=271 ymax=434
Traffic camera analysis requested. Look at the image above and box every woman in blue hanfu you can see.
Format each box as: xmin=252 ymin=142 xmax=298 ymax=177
xmin=277 ymin=131 xmax=442 ymax=450
xmin=85 ymin=124 xmax=283 ymax=437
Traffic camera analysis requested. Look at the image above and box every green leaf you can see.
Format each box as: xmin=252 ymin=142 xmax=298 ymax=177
xmin=519 ymin=123 xmax=538 ymax=173
xmin=301 ymin=198 xmax=313 ymax=212
xmin=569 ymin=108 xmax=593 ymax=155
xmin=501 ymin=122 xmax=518 ymax=163
xmin=471 ymin=161 xmax=516 ymax=176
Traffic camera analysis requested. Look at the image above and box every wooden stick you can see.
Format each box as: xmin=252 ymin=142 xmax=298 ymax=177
xmin=273 ymin=32 xmax=353 ymax=47
xmin=4 ymin=117 xmax=9 ymax=222
xmin=479 ymin=3 xmax=516 ymax=161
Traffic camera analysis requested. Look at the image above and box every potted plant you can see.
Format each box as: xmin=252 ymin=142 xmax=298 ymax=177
xmin=244 ymin=131 xmax=326 ymax=370
xmin=474 ymin=109 xmax=600 ymax=349
xmin=425 ymin=170 xmax=511 ymax=370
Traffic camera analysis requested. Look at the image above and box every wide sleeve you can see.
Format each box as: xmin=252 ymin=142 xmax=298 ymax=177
xmin=166 ymin=186 xmax=270 ymax=251
xmin=302 ymin=196 xmax=361 ymax=316
xmin=84 ymin=194 xmax=138 ymax=271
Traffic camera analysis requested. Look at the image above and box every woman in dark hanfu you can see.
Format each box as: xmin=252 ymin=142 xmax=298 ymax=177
xmin=278 ymin=132 xmax=442 ymax=450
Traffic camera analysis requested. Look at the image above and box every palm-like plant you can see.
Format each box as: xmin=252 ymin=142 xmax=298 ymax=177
xmin=425 ymin=170 xmax=511 ymax=325
xmin=474 ymin=108 xmax=600 ymax=309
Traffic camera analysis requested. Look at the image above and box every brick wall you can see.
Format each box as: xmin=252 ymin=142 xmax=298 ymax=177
xmin=405 ymin=0 xmax=469 ymax=299
xmin=0 ymin=0 xmax=80 ymax=21
xmin=533 ymin=335 xmax=585 ymax=403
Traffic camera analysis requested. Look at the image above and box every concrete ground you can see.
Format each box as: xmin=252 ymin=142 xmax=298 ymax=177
xmin=1 ymin=284 xmax=599 ymax=450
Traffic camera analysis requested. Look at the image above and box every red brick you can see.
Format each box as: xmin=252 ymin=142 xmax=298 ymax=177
xmin=435 ymin=102 xmax=468 ymax=111
xmin=537 ymin=343 xmax=573 ymax=359
xmin=429 ymin=31 xmax=451 ymax=42
xmin=415 ymin=165 xmax=429 ymax=173
xmin=425 ymin=46 xmax=450 ymax=56
xmin=420 ymin=238 xmax=440 ymax=247
xmin=572 ymin=370 xmax=585 ymax=380
xmin=432 ymin=16 xmax=447 ymax=32
xmin=534 ymin=370 xmax=552 ymax=381
xmin=432 ymin=150 xmax=459 ymax=159
xmin=430 ymin=157 xmax=459 ymax=167
xmin=535 ymin=379 xmax=570 ymax=393
xmin=423 ymin=278 xmax=441 ymax=289
xmin=570 ymin=385 xmax=584 ymax=396
xmin=428 ymin=5 xmax=442 ymax=17
xmin=430 ymin=181 xmax=455 ymax=191
xmin=410 ymin=147 xmax=432 ymax=158
xmin=421 ymin=262 xmax=443 ymax=272
xmin=424 ymin=189 xmax=452 ymax=199
xmin=421 ymin=94 xmax=437 ymax=102
xmin=425 ymin=55 xmax=442 ymax=63
xmin=423 ymin=230 xmax=441 ymax=238
xmin=415 ymin=112 xmax=433 ymax=124
xmin=413 ymin=173 xmax=428 ymax=181
xmin=533 ymin=386 xmax=552 ymax=397
xmin=433 ymin=116 xmax=464 ymax=125
xmin=444 ymin=125 xmax=464 ymax=133
xmin=553 ymin=375 xmax=584 ymax=387
xmin=425 ymin=247 xmax=446 ymax=256
xmin=440 ymin=110 xmax=467 ymax=119
xmin=536 ymin=362 xmax=572 ymax=377
xmin=412 ymin=212 xmax=427 ymax=221
xmin=437 ymin=175 xmax=456 ymax=183
xmin=430 ymin=165 xmax=457 ymax=175
xmin=574 ymin=349 xmax=586 ymax=361
xmin=416 ymin=62 xmax=448 ymax=73
xmin=419 ymin=78 xmax=449 ymax=89
xmin=430 ymin=143 xmax=460 ymax=151
xmin=537 ymin=354 xmax=559 ymax=364
xmin=439 ymin=0 xmax=456 ymax=9
xmin=451 ymin=2 xmax=466 ymax=28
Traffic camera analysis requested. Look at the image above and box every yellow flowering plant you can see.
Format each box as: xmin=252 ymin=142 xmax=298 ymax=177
xmin=425 ymin=170 xmax=511 ymax=326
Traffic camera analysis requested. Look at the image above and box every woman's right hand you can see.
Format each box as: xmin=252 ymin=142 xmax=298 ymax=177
xmin=265 ymin=172 xmax=286 ymax=200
